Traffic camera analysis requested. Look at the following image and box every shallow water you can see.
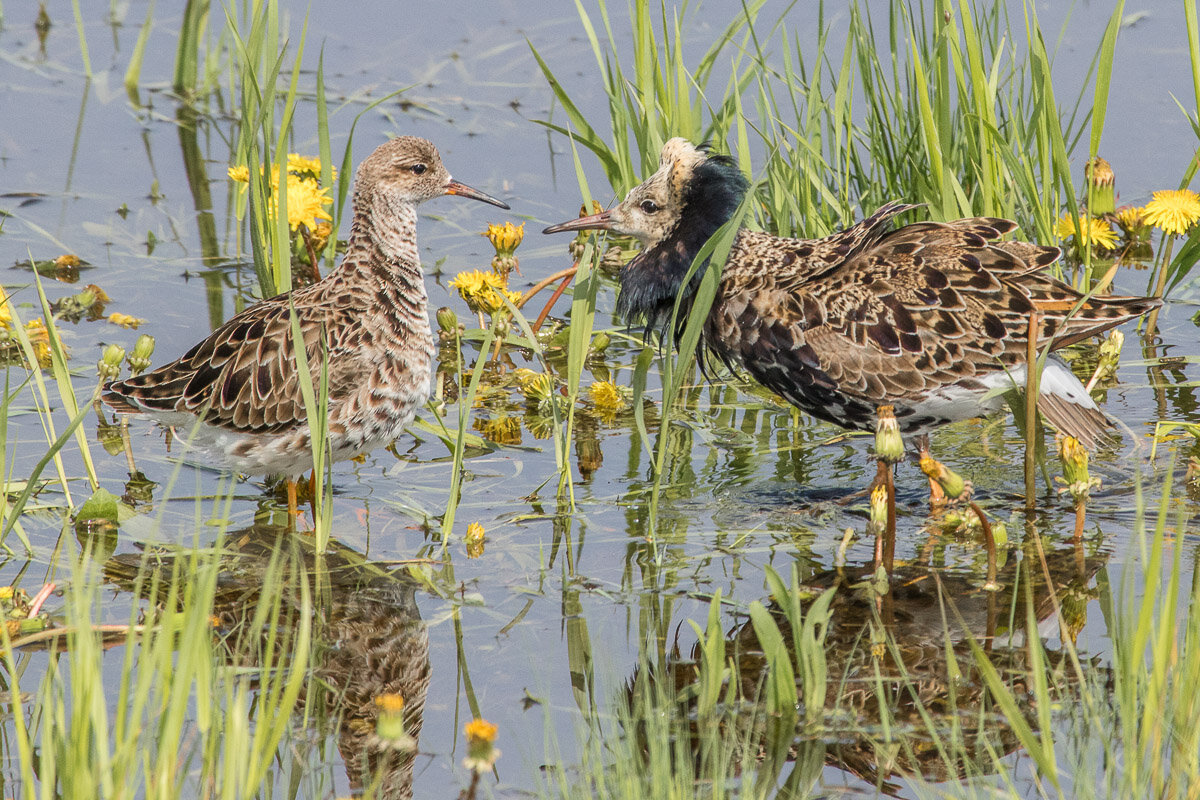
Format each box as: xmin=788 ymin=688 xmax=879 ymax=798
xmin=2 ymin=1 xmax=1200 ymax=797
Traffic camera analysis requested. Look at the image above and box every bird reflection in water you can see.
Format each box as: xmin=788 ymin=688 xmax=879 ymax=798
xmin=103 ymin=524 xmax=430 ymax=799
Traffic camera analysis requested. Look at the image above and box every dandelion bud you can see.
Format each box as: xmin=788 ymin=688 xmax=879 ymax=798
xmin=462 ymin=718 xmax=500 ymax=773
xmin=1084 ymin=157 xmax=1115 ymax=215
xmin=869 ymin=483 xmax=888 ymax=530
xmin=873 ymin=405 xmax=904 ymax=464
xmin=589 ymin=331 xmax=611 ymax=354
xmin=1056 ymin=434 xmax=1098 ymax=503
xmin=1092 ymin=329 xmax=1123 ymax=385
xmin=919 ymin=454 xmax=966 ymax=499
xmin=98 ymin=344 xmax=126 ymax=382
xmin=128 ymin=334 xmax=155 ymax=375
xmin=74 ymin=287 xmax=97 ymax=309
xmin=436 ymin=306 xmax=459 ymax=334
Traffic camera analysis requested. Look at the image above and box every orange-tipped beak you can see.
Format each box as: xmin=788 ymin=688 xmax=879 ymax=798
xmin=542 ymin=209 xmax=613 ymax=235
xmin=445 ymin=180 xmax=509 ymax=209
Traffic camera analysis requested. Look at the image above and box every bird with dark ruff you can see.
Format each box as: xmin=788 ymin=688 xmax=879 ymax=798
xmin=103 ymin=136 xmax=509 ymax=514
xmin=544 ymin=137 xmax=1159 ymax=460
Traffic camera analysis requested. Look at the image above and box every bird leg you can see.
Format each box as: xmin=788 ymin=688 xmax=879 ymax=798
xmin=286 ymin=479 xmax=299 ymax=520
xmin=307 ymin=470 xmax=319 ymax=525
xmin=119 ymin=417 xmax=138 ymax=476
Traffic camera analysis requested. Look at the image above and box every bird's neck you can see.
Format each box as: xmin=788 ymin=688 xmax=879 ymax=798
xmin=616 ymin=216 xmax=745 ymax=335
xmin=616 ymin=157 xmax=750 ymax=335
xmin=338 ymin=188 xmax=428 ymax=286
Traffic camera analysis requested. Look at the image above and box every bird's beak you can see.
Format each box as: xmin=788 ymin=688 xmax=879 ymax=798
xmin=445 ymin=180 xmax=510 ymax=209
xmin=542 ymin=209 xmax=613 ymax=235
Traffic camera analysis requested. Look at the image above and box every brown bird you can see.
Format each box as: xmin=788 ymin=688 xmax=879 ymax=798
xmin=104 ymin=136 xmax=508 ymax=512
xmin=544 ymin=137 xmax=1158 ymax=451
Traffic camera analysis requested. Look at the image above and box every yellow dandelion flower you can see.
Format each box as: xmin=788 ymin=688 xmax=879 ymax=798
xmin=374 ymin=693 xmax=405 ymax=713
xmin=449 ymin=269 xmax=514 ymax=314
xmin=465 ymin=718 xmax=498 ymax=743
xmin=286 ymin=153 xmax=323 ymax=177
xmin=1114 ymin=205 xmax=1144 ymax=231
xmin=465 ymin=522 xmax=486 ymax=559
xmin=483 ymin=221 xmax=525 ymax=256
xmin=1054 ymin=213 xmax=1118 ymax=251
xmin=227 ymin=165 xmax=250 ymax=183
xmin=283 ymin=176 xmax=333 ymax=232
xmin=475 ymin=415 xmax=521 ymax=445
xmin=25 ymin=319 xmax=51 ymax=367
xmin=463 ymin=717 xmax=500 ymax=772
xmin=517 ymin=370 xmax=555 ymax=403
xmin=371 ymin=693 xmax=415 ymax=750
xmin=107 ymin=312 xmax=145 ymax=329
xmin=1142 ymin=188 xmax=1200 ymax=236
xmin=588 ymin=381 xmax=626 ymax=414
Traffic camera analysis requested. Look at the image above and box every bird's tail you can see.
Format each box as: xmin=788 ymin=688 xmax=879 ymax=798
xmin=1036 ymin=356 xmax=1110 ymax=450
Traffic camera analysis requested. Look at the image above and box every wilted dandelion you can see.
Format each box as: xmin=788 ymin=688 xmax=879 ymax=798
xmin=868 ymin=483 xmax=889 ymax=532
xmin=107 ymin=312 xmax=145 ymax=329
xmin=918 ymin=453 xmax=966 ymax=500
xmin=1142 ymin=188 xmax=1200 ymax=236
xmin=1086 ymin=329 xmax=1123 ymax=390
xmin=1084 ymin=156 xmax=1115 ymax=215
xmin=484 ymin=221 xmax=524 ymax=278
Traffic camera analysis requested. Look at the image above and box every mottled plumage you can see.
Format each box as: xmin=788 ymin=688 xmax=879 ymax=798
xmin=545 ymin=138 xmax=1159 ymax=449
xmin=104 ymin=136 xmax=508 ymax=477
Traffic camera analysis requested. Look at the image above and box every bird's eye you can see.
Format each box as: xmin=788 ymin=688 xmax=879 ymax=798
xmin=409 ymin=163 xmax=427 ymax=175
xmin=640 ymin=199 xmax=659 ymax=214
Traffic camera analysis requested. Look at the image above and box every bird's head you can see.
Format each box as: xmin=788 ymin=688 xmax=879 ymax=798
xmin=357 ymin=136 xmax=509 ymax=209
xmin=543 ymin=138 xmax=749 ymax=331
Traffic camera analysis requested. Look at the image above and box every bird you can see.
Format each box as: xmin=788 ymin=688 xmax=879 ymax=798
xmin=103 ymin=136 xmax=509 ymax=514
xmin=544 ymin=137 xmax=1159 ymax=455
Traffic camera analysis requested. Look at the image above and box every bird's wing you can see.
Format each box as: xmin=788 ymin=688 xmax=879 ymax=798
xmin=713 ymin=212 xmax=1153 ymax=411
xmin=103 ymin=288 xmax=363 ymax=434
